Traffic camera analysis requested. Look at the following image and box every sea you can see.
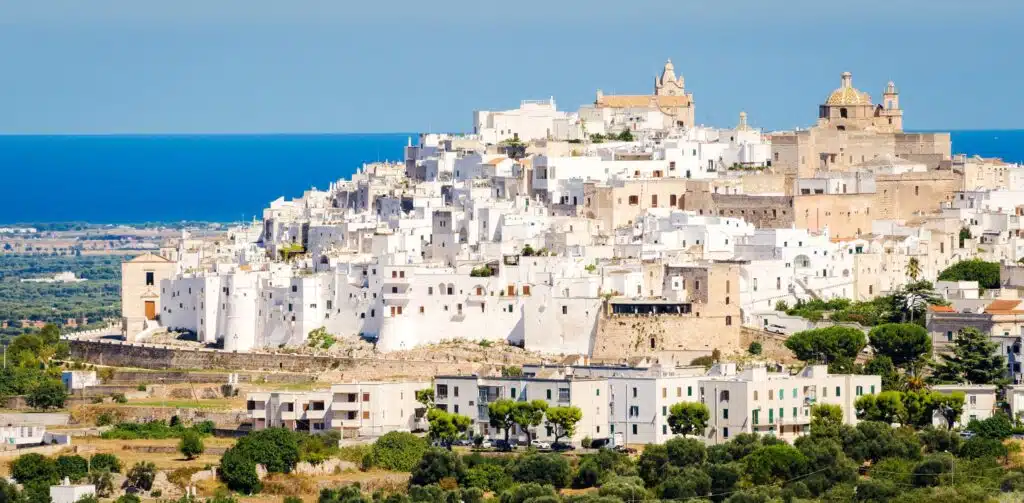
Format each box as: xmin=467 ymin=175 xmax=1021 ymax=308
xmin=0 ymin=130 xmax=1022 ymax=224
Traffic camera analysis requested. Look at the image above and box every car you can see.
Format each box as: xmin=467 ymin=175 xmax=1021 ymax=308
xmin=960 ymin=430 xmax=975 ymax=439
xmin=477 ymin=439 xmax=493 ymax=449
xmin=613 ymin=445 xmax=637 ymax=454
xmin=454 ymin=438 xmax=474 ymax=446
xmin=589 ymin=437 xmax=613 ymax=449
xmin=531 ymin=439 xmax=551 ymax=450
xmin=551 ymin=442 xmax=576 ymax=451
xmin=493 ymin=439 xmax=515 ymax=451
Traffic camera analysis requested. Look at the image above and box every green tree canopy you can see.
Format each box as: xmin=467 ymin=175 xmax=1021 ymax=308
xmin=487 ymin=399 xmax=517 ymax=443
xmin=810 ymin=404 xmax=844 ymax=438
xmin=179 ymin=430 xmax=205 ymax=459
xmin=544 ymin=406 xmax=582 ymax=445
xmin=426 ymin=408 xmax=472 ymax=448
xmin=364 ymin=431 xmax=428 ymax=472
xmin=409 ymin=448 xmax=465 ymax=487
xmin=868 ymin=323 xmax=931 ymax=369
xmin=667 ymin=402 xmax=710 ymax=436
xmin=930 ymin=327 xmax=1006 ymax=384
xmin=937 ymin=259 xmax=1000 ymax=289
xmin=784 ymin=326 xmax=867 ymax=364
xmin=511 ymin=400 xmax=548 ymax=445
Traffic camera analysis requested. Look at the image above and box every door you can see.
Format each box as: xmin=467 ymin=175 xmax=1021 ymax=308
xmin=144 ymin=301 xmax=156 ymax=320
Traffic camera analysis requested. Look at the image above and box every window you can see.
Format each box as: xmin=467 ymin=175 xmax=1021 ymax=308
xmin=363 ymin=392 xmax=370 ymax=402
xmin=632 ymin=424 xmax=638 ymax=435
xmin=558 ymin=388 xmax=570 ymax=402
xmin=633 ymin=387 xmax=638 ymax=398
xmin=419 ymin=306 xmax=425 ymax=314
xmin=663 ymin=425 xmax=667 ymax=434
xmin=969 ymin=395 xmax=977 ymax=406
xmin=676 ymin=387 xmax=681 ymax=397
xmin=723 ymin=409 xmax=729 ymax=419
xmin=628 ymin=195 xmax=639 ymax=205
xmin=835 ymin=386 xmax=841 ymax=397
xmin=511 ymin=388 xmax=517 ymax=398
xmin=687 ymin=386 xmax=692 ymax=397
xmin=753 ymin=391 xmax=758 ymax=400
xmin=769 ymin=390 xmax=774 ymax=400
xmin=870 ymin=385 xmax=876 ymax=394
xmin=753 ymin=410 xmax=759 ymax=425
xmin=662 ymin=406 xmax=667 ymax=416
xmin=792 ymin=388 xmax=797 ymax=398
xmin=546 ymin=389 xmax=552 ymax=400
xmin=562 ymin=306 xmax=567 ymax=315
xmin=670 ymin=194 xmax=677 ymax=206
xmin=723 ymin=427 xmax=729 ymax=438
xmin=145 ymin=272 xmax=155 ymax=286
xmin=436 ymin=385 xmax=448 ymax=399
xmin=662 ymin=388 xmax=667 ymax=398
xmin=362 ymin=411 xmax=370 ymax=420
xmin=651 ymin=194 xmax=658 ymax=207
xmin=454 ymin=386 xmax=459 ymax=398
xmin=725 ymin=316 xmax=732 ymax=326
xmin=596 ymin=389 xmax=600 ymax=396
xmin=856 ymin=386 xmax=863 ymax=396
xmin=454 ymin=405 xmax=460 ymax=413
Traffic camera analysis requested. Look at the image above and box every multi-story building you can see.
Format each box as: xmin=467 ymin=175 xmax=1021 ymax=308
xmin=932 ymin=384 xmax=997 ymax=427
xmin=700 ymin=364 xmax=880 ymax=444
xmin=433 ymin=374 xmax=608 ymax=445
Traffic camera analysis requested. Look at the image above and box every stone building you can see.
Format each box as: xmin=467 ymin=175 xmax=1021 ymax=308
xmin=585 ymin=60 xmax=696 ymax=132
xmin=771 ymin=71 xmax=951 ymax=177
xmin=121 ymin=253 xmax=174 ymax=340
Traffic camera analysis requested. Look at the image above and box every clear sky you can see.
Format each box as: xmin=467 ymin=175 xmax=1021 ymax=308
xmin=0 ymin=0 xmax=1019 ymax=134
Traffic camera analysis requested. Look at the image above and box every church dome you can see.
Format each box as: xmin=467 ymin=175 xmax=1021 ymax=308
xmin=825 ymin=71 xmax=872 ymax=106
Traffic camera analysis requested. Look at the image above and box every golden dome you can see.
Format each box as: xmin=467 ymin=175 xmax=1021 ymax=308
xmin=825 ymin=71 xmax=872 ymax=106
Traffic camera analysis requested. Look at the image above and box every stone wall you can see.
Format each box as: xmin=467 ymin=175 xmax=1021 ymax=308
xmin=590 ymin=313 xmax=741 ymax=366
xmin=70 ymin=340 xmax=493 ymax=380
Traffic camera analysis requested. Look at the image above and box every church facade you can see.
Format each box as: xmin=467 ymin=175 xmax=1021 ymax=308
xmin=589 ymin=60 xmax=697 ymax=132
xmin=771 ymin=71 xmax=951 ymax=177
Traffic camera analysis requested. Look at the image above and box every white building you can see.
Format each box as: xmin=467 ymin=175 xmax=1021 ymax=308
xmin=932 ymin=384 xmax=997 ymax=427
xmin=61 ymin=371 xmax=98 ymax=391
xmin=473 ymin=99 xmax=575 ymax=144
xmin=49 ymin=480 xmax=95 ymax=503
xmin=433 ymin=374 xmax=608 ymax=445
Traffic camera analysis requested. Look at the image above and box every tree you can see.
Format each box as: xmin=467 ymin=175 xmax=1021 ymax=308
xmin=544 ymin=406 xmax=582 ymax=445
xmin=892 ymin=281 xmax=943 ymax=323
xmin=510 ymin=453 xmax=572 ymax=489
xmin=179 ymin=430 xmax=205 ymax=459
xmin=415 ymin=388 xmax=435 ymax=410
xmin=637 ymin=444 xmax=670 ymax=487
xmin=743 ymin=444 xmax=807 ymax=485
xmin=784 ymin=326 xmax=866 ymax=364
xmin=511 ymin=400 xmax=548 ymax=446
xmin=114 ymin=495 xmax=141 ymax=503
xmin=427 ymin=408 xmax=472 ymax=448
xmin=0 ymin=479 xmax=23 ymax=503
xmin=410 ymin=448 xmax=465 ymax=487
xmin=747 ymin=342 xmax=762 ymax=356
xmin=616 ymin=129 xmax=634 ymax=142
xmin=810 ymin=404 xmax=844 ymax=438
xmin=89 ymin=470 xmax=115 ymax=498
xmin=89 ymin=454 xmax=121 ymax=473
xmin=665 ymin=437 xmax=706 ymax=466
xmin=364 ymin=431 xmax=428 ymax=471
xmin=855 ymin=391 xmax=905 ymax=424
xmin=126 ymin=461 xmax=156 ymax=491
xmin=487 ymin=399 xmax=517 ymax=444
xmin=864 ymin=356 xmax=901 ymax=391
xmin=38 ymin=324 xmax=61 ymax=346
xmin=906 ymin=257 xmax=921 ymax=281
xmin=219 ymin=448 xmax=261 ymax=494
xmin=10 ymin=453 xmax=58 ymax=486
xmin=26 ymin=378 xmax=68 ymax=409
xmin=931 ymin=327 xmax=1006 ymax=384
xmin=937 ymin=259 xmax=1000 ymax=289
xmin=959 ymin=227 xmax=972 ymax=248
xmin=868 ymin=323 xmax=931 ymax=371
xmin=667 ymin=402 xmax=710 ymax=436
xmin=55 ymin=455 xmax=89 ymax=482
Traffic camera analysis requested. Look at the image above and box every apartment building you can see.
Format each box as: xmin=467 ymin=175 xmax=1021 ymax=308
xmin=607 ymin=374 xmax=705 ymax=445
xmin=245 ymin=380 xmax=427 ymax=437
xmin=433 ymin=374 xmax=608 ymax=445
xmin=700 ymin=365 xmax=880 ymax=444
xmin=932 ymin=384 xmax=997 ymax=427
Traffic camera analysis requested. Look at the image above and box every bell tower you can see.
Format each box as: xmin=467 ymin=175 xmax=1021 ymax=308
xmin=880 ymin=81 xmax=903 ymax=131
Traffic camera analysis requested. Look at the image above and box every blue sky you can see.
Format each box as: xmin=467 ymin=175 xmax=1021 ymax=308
xmin=0 ymin=0 xmax=1019 ymax=134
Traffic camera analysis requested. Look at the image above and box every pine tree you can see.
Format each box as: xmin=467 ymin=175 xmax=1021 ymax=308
xmin=931 ymin=327 xmax=1006 ymax=384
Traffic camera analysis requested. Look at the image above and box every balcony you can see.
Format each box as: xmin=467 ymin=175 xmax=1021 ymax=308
xmin=382 ymin=291 xmax=410 ymax=303
xmin=249 ymin=409 xmax=266 ymax=419
xmin=332 ymin=400 xmax=361 ymax=411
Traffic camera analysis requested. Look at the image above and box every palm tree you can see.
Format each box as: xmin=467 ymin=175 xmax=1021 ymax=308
xmin=906 ymin=257 xmax=921 ymax=281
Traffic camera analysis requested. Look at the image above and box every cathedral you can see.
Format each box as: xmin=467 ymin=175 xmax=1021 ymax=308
xmin=593 ymin=60 xmax=696 ymax=130
xmin=772 ymin=71 xmax=950 ymax=177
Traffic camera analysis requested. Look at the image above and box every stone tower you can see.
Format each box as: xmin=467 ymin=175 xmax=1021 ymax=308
xmin=880 ymin=81 xmax=903 ymax=132
xmin=654 ymin=59 xmax=685 ymax=97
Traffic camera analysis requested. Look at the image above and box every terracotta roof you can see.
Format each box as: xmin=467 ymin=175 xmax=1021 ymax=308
xmin=928 ymin=305 xmax=956 ymax=313
xmin=596 ymin=94 xmax=691 ymax=109
xmin=485 ymin=157 xmax=508 ymax=166
xmin=984 ymin=300 xmax=1024 ymax=314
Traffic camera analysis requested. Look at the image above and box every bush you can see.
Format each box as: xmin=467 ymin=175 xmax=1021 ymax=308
xmin=96 ymin=412 xmax=115 ymax=427
xmin=126 ymin=462 xmax=156 ymax=491
xmin=581 ymin=436 xmax=593 ymax=449
xmin=179 ymin=431 xmax=205 ymax=459
xmin=464 ymin=463 xmax=513 ymax=493
xmin=658 ymin=468 xmax=710 ymax=499
xmin=111 ymin=393 xmax=128 ymax=404
xmin=364 ymin=432 xmax=428 ymax=472
xmin=55 ymin=455 xmax=89 ymax=483
xmin=959 ymin=437 xmax=1008 ymax=459
xmin=410 ymin=448 xmax=465 ymax=487
xmin=747 ymin=342 xmax=762 ymax=355
xmin=26 ymin=379 xmax=68 ymax=409
xmin=115 ymin=494 xmax=141 ymax=503
xmin=11 ymin=453 xmax=58 ymax=486
xmin=498 ymin=483 xmax=557 ymax=503
xmin=220 ymin=448 xmax=261 ymax=494
xmin=90 ymin=454 xmax=122 ymax=473
xmin=510 ymin=453 xmax=572 ymax=489
xmin=967 ymin=414 xmax=1014 ymax=440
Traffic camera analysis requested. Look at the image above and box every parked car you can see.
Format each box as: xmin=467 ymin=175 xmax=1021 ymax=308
xmin=477 ymin=439 xmax=493 ymax=449
xmin=454 ymin=438 xmax=474 ymax=446
xmin=531 ymin=439 xmax=552 ymax=450
xmin=494 ymin=439 xmax=515 ymax=451
xmin=551 ymin=442 xmax=576 ymax=451
xmin=590 ymin=437 xmax=613 ymax=449
xmin=613 ymin=445 xmax=637 ymax=454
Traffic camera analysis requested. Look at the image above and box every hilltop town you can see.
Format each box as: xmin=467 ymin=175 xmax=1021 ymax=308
xmin=5 ymin=61 xmax=1024 ymax=503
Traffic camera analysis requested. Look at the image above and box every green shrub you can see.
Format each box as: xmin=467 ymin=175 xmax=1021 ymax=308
xmin=747 ymin=342 xmax=763 ymax=355
xmin=410 ymin=449 xmax=465 ymax=487
xmin=179 ymin=431 xmax=205 ymax=459
xmin=11 ymin=453 xmax=58 ymax=486
xmin=55 ymin=455 xmax=89 ymax=482
xmin=509 ymin=453 xmax=571 ymax=489
xmin=959 ymin=437 xmax=1008 ymax=459
xmin=365 ymin=432 xmax=428 ymax=472
xmin=95 ymin=412 xmax=115 ymax=427
xmin=126 ymin=462 xmax=156 ymax=491
xmin=90 ymin=454 xmax=122 ymax=473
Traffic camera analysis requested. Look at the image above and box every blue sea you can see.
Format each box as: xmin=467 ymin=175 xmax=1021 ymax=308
xmin=0 ymin=130 xmax=1022 ymax=224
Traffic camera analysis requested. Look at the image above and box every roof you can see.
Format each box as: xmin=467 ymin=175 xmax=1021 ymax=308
xmin=126 ymin=253 xmax=170 ymax=264
xmin=984 ymin=299 xmax=1024 ymax=314
xmin=928 ymin=305 xmax=956 ymax=313
xmin=485 ymin=157 xmax=508 ymax=166
xmin=596 ymin=94 xmax=691 ymax=109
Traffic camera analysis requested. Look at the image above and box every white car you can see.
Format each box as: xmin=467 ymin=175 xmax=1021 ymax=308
xmin=531 ymin=439 xmax=551 ymax=449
